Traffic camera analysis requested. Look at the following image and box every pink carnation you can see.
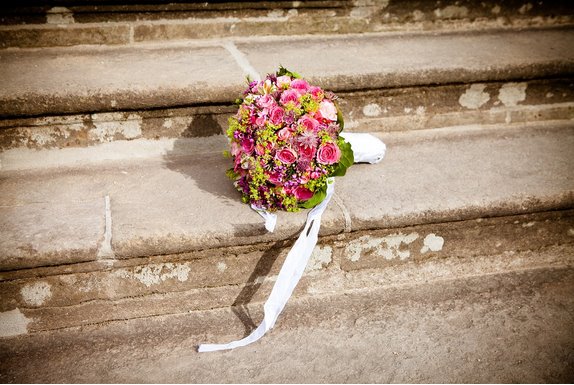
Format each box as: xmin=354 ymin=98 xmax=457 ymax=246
xmin=291 ymin=79 xmax=310 ymax=94
xmin=317 ymin=142 xmax=341 ymax=165
xmin=276 ymin=147 xmax=297 ymax=164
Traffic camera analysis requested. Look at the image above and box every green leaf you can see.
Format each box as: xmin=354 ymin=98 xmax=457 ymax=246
xmin=277 ymin=65 xmax=301 ymax=79
xmin=331 ymin=137 xmax=354 ymax=177
xmin=299 ymin=185 xmax=327 ymax=209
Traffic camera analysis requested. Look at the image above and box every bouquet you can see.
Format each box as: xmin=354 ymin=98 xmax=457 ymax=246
xmin=225 ymin=67 xmax=354 ymax=212
xmin=200 ymin=67 xmax=386 ymax=353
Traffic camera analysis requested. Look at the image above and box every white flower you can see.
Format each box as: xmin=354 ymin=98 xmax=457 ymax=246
xmin=319 ymin=100 xmax=338 ymax=121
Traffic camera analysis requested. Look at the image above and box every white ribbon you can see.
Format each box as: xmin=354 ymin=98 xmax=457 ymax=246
xmin=251 ymin=204 xmax=277 ymax=232
xmin=340 ymin=132 xmax=386 ymax=164
xmin=198 ymin=133 xmax=385 ymax=352
xmin=198 ymin=179 xmax=335 ymax=352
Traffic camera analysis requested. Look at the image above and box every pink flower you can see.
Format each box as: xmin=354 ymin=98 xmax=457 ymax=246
xmin=255 ymin=143 xmax=266 ymax=156
xmin=291 ymin=79 xmax=310 ymax=94
xmin=276 ymin=147 xmax=298 ymax=164
xmin=267 ymin=171 xmax=282 ymax=185
xmin=255 ymin=114 xmax=267 ymax=127
xmin=277 ymin=127 xmax=293 ymax=141
xmin=276 ymin=75 xmax=291 ymax=88
xmin=269 ymin=105 xmax=284 ymax=125
xmin=280 ymin=89 xmax=300 ymax=106
xmin=319 ymin=100 xmax=337 ymax=121
xmin=294 ymin=186 xmax=314 ymax=201
xmin=298 ymin=116 xmax=319 ymax=132
xmin=317 ymin=142 xmax=341 ymax=165
xmin=257 ymin=94 xmax=275 ymax=109
xmin=298 ymin=144 xmax=316 ymax=160
xmin=309 ymin=86 xmax=323 ymax=98
xmin=231 ymin=141 xmax=241 ymax=157
xmin=241 ymin=138 xmax=254 ymax=154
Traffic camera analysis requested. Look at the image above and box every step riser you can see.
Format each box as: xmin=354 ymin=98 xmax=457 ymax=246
xmin=1 ymin=209 xmax=572 ymax=336
xmin=1 ymin=1 xmax=572 ymax=48
xmin=1 ymin=78 xmax=571 ymax=152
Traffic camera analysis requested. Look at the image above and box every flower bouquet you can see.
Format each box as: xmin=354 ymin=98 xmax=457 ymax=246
xmin=225 ymin=66 xmax=354 ymax=212
xmin=199 ymin=67 xmax=385 ymax=353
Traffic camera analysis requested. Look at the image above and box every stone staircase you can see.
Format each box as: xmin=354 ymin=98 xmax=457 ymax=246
xmin=1 ymin=1 xmax=573 ymax=382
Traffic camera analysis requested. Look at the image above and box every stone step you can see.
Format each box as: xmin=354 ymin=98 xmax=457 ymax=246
xmin=1 ymin=0 xmax=572 ymax=48
xmin=1 ymin=256 xmax=573 ymax=382
xmin=1 ymin=121 xmax=573 ymax=335
xmin=1 ymin=26 xmax=573 ymax=151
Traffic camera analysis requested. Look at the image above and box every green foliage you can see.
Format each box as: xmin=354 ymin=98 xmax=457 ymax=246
xmin=277 ymin=65 xmax=301 ymax=79
xmin=299 ymin=185 xmax=327 ymax=209
xmin=331 ymin=137 xmax=354 ymax=177
xmin=226 ymin=168 xmax=239 ymax=180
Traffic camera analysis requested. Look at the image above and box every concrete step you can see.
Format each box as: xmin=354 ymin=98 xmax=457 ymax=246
xmin=1 ymin=26 xmax=573 ymax=151
xmin=1 ymin=0 xmax=572 ymax=48
xmin=1 ymin=121 xmax=573 ymax=335
xmin=1 ymin=254 xmax=573 ymax=382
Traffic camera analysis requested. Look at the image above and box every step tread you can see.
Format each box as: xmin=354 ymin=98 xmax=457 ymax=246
xmin=1 ymin=27 xmax=574 ymax=117
xmin=1 ymin=122 xmax=572 ymax=271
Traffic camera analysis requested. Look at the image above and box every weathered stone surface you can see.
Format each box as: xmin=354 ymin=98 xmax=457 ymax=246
xmin=0 ymin=122 xmax=572 ymax=272
xmin=0 ymin=24 xmax=130 ymax=49
xmin=0 ymin=262 xmax=573 ymax=382
xmin=1 ymin=79 xmax=572 ymax=150
xmin=241 ymin=28 xmax=574 ymax=93
xmin=338 ymin=78 xmax=574 ymax=132
xmin=1 ymin=27 xmax=573 ymax=118
xmin=0 ymin=200 xmax=105 ymax=270
xmin=0 ymin=106 xmax=235 ymax=150
xmin=0 ymin=0 xmax=572 ymax=48
xmin=1 ymin=208 xmax=572 ymax=332
xmin=336 ymin=124 xmax=574 ymax=231
xmin=0 ymin=44 xmax=245 ymax=117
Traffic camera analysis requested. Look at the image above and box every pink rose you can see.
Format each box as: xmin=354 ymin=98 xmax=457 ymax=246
xmin=280 ymin=89 xmax=300 ymax=106
xmin=291 ymin=79 xmax=310 ymax=94
xmin=277 ymin=127 xmax=293 ymax=141
xmin=317 ymin=142 xmax=341 ymax=165
xmin=298 ymin=116 xmax=319 ymax=132
xmin=276 ymin=147 xmax=297 ymax=164
xmin=257 ymin=94 xmax=275 ymax=109
xmin=319 ymin=100 xmax=337 ymax=121
xmin=269 ymin=105 xmax=284 ymax=126
xmin=293 ymin=186 xmax=314 ymax=201
xmin=241 ymin=138 xmax=254 ymax=154
xmin=298 ymin=144 xmax=316 ymax=160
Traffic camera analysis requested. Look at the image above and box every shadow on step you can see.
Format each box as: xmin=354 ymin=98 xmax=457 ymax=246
xmin=231 ymin=239 xmax=289 ymax=337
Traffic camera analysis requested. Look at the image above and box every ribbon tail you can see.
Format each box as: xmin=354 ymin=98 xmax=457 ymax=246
xmin=198 ymin=179 xmax=335 ymax=352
